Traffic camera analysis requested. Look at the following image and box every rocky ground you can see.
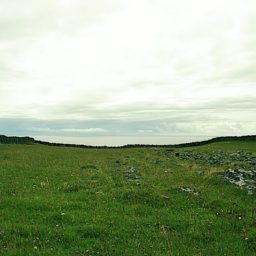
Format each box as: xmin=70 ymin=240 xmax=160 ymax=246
xmin=157 ymin=149 xmax=256 ymax=195
xmin=224 ymin=168 xmax=256 ymax=195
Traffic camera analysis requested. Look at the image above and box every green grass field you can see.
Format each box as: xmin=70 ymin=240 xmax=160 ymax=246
xmin=0 ymin=141 xmax=256 ymax=255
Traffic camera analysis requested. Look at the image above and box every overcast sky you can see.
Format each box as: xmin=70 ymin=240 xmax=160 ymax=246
xmin=0 ymin=0 xmax=256 ymax=144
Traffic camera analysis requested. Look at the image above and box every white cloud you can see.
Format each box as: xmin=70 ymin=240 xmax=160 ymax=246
xmin=61 ymin=128 xmax=106 ymax=133
xmin=0 ymin=0 xmax=255 ymax=138
xmin=30 ymin=127 xmax=106 ymax=133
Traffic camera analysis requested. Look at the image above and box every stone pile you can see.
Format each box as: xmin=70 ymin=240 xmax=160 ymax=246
xmin=166 ymin=150 xmax=256 ymax=168
xmin=224 ymin=168 xmax=256 ymax=195
xmin=124 ymin=166 xmax=141 ymax=185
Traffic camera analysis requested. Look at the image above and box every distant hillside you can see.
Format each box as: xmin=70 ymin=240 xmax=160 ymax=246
xmin=0 ymin=135 xmax=256 ymax=148
xmin=35 ymin=135 xmax=256 ymax=148
xmin=0 ymin=135 xmax=35 ymax=144
xmin=170 ymin=135 xmax=256 ymax=148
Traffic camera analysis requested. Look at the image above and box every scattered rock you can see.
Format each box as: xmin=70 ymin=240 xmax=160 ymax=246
xmin=161 ymin=150 xmax=256 ymax=168
xmin=180 ymin=187 xmax=199 ymax=195
xmin=224 ymin=168 xmax=256 ymax=195
xmin=124 ymin=166 xmax=140 ymax=182
xmin=127 ymin=166 xmax=136 ymax=173
xmin=158 ymin=149 xmax=256 ymax=195
xmin=161 ymin=195 xmax=170 ymax=199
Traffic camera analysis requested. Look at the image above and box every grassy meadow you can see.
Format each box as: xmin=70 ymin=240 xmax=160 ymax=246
xmin=0 ymin=140 xmax=256 ymax=255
